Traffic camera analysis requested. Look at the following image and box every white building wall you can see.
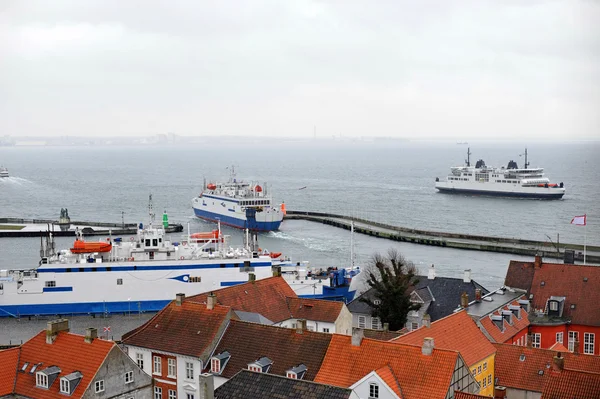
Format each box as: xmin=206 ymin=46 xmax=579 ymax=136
xmin=352 ymin=375 xmax=399 ymax=399
xmin=177 ymin=355 xmax=203 ymax=399
xmin=278 ymin=319 xmax=337 ymax=333
xmin=335 ymin=305 xmax=353 ymax=335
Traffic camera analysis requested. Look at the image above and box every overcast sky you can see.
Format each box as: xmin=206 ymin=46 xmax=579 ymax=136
xmin=1 ymin=1 xmax=599 ymax=140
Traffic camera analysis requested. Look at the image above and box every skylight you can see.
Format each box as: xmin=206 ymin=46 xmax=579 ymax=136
xmin=21 ymin=362 xmax=29 ymax=372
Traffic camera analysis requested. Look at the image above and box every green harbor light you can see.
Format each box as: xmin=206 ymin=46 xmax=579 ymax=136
xmin=163 ymin=211 xmax=169 ymax=228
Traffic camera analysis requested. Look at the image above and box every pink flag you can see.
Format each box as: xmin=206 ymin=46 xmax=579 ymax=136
xmin=570 ymin=215 xmax=586 ymax=226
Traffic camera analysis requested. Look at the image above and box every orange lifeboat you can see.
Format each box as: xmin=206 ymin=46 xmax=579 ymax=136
xmin=255 ymin=185 xmax=263 ymax=192
xmin=269 ymin=252 xmax=282 ymax=259
xmin=70 ymin=239 xmax=112 ymax=254
xmin=190 ymin=230 xmax=220 ymax=240
xmin=207 ymin=183 xmax=217 ymax=190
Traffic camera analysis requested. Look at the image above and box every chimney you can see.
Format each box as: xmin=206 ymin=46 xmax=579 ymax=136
xmin=198 ymin=373 xmax=215 ymax=399
xmin=526 ymin=334 xmax=533 ymax=348
xmin=383 ymin=322 xmax=389 ymax=332
xmin=534 ymin=255 xmax=542 ymax=269
xmin=84 ymin=327 xmax=98 ymax=344
xmin=428 ymin=264 xmax=436 ymax=280
xmin=422 ymin=314 xmax=431 ymax=328
xmin=475 ymin=289 xmax=482 ymax=302
xmin=494 ymin=386 xmax=507 ymax=399
xmin=272 ymin=266 xmax=282 ymax=277
xmin=422 ymin=337 xmax=434 ymax=356
xmin=573 ymin=339 xmax=580 ymax=354
xmin=46 ymin=319 xmax=70 ymax=344
xmin=296 ymin=319 xmax=307 ymax=334
xmin=552 ymin=352 xmax=564 ymax=372
xmin=207 ymin=292 xmax=217 ymax=310
xmin=176 ymin=293 xmax=185 ymax=306
xmin=248 ymin=273 xmax=256 ymax=282
xmin=460 ymin=292 xmax=469 ymax=308
xmin=463 ymin=269 xmax=471 ymax=283
xmin=351 ymin=328 xmax=364 ymax=346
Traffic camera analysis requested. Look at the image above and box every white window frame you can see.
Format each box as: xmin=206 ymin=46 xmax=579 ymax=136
xmin=167 ymin=358 xmax=176 ymax=378
xmin=187 ymin=394 xmax=195 ymax=399
xmin=136 ymin=352 xmax=144 ymax=369
xmin=95 ymin=380 xmax=105 ymax=393
xmin=371 ymin=317 xmax=381 ymax=330
xmin=584 ymin=333 xmax=595 ymax=355
xmin=477 ymin=365 xmax=482 ymax=374
xmin=369 ymin=382 xmax=379 ymax=398
xmin=248 ymin=365 xmax=261 ymax=372
xmin=153 ymin=355 xmax=162 ymax=375
xmin=168 ymin=389 xmax=177 ymax=399
xmin=483 ymin=376 xmax=487 ymax=388
xmin=287 ymin=371 xmax=297 ymax=379
xmin=532 ymin=333 xmax=541 ymax=348
xmin=358 ymin=316 xmax=366 ymax=328
xmin=185 ymin=361 xmax=194 ymax=380
xmin=483 ymin=362 xmax=487 ymax=371
xmin=211 ymin=358 xmax=220 ymax=373
xmin=60 ymin=378 xmax=69 ymax=394
xmin=569 ymin=331 xmax=579 ymax=352
xmin=549 ymin=301 xmax=558 ymax=311
xmin=125 ymin=370 xmax=134 ymax=384
xmin=556 ymin=332 xmax=564 ymax=344
xmin=36 ymin=372 xmax=48 ymax=388
xmin=322 ymin=327 xmax=330 ymax=333
xmin=411 ymin=322 xmax=418 ymax=331
xmin=154 ymin=386 xmax=162 ymax=399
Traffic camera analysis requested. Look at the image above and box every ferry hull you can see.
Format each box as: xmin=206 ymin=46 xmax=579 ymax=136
xmin=436 ymin=186 xmax=565 ymax=199
xmin=193 ymin=207 xmax=282 ymax=231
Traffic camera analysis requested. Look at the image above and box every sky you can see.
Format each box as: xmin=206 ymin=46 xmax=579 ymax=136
xmin=1 ymin=0 xmax=599 ymax=140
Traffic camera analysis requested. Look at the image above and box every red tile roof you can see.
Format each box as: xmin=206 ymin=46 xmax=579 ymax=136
xmin=315 ymin=335 xmax=460 ymax=399
xmin=187 ymin=276 xmax=297 ymax=323
xmin=493 ymin=343 xmax=600 ymax=392
xmin=391 ymin=310 xmax=496 ymax=366
xmin=375 ymin=365 xmax=403 ymax=398
xmin=364 ymin=329 xmax=406 ymax=341
xmin=13 ymin=331 xmax=114 ymax=399
xmin=286 ymin=297 xmax=343 ymax=323
xmin=505 ymin=260 xmax=600 ymax=326
xmin=0 ymin=347 xmax=19 ymax=396
xmin=208 ymin=319 xmax=333 ymax=380
xmin=541 ymin=369 xmax=600 ymax=399
xmin=454 ymin=392 xmax=490 ymax=399
xmin=548 ymin=342 xmax=569 ymax=353
xmin=478 ymin=297 xmax=530 ymax=343
xmin=122 ymin=300 xmax=233 ymax=359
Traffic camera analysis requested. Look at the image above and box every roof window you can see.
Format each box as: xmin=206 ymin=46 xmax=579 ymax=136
xmin=210 ymin=351 xmax=231 ymax=374
xmin=21 ymin=362 xmax=29 ymax=372
xmin=36 ymin=366 xmax=61 ymax=389
xmin=248 ymin=357 xmax=273 ymax=373
xmin=60 ymin=371 xmax=83 ymax=395
xmin=286 ymin=364 xmax=307 ymax=380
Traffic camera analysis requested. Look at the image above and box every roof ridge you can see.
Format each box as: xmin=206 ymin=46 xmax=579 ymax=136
xmin=376 ymin=363 xmax=403 ymax=398
xmin=364 ymin=336 xmax=461 ymax=355
xmin=122 ymin=300 xmax=174 ymax=342
xmin=391 ymin=309 xmax=471 ymax=341
xmin=12 ymin=346 xmax=21 ymax=394
xmin=562 ymin=367 xmax=600 ymax=376
xmin=237 ymin=368 xmax=350 ymax=388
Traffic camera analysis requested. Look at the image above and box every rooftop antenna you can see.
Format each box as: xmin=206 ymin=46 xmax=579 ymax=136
xmin=148 ymin=194 xmax=155 ymax=225
xmin=465 ymin=147 xmax=471 ymax=167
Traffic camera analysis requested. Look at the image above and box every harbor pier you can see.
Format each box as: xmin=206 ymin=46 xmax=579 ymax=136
xmin=284 ymin=211 xmax=600 ymax=264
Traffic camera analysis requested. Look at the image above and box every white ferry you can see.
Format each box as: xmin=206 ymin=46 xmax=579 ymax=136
xmin=0 ymin=166 xmax=8 ymax=178
xmin=192 ymin=167 xmax=284 ymax=231
xmin=435 ymin=148 xmax=565 ymax=199
xmin=0 ymin=203 xmax=273 ymax=317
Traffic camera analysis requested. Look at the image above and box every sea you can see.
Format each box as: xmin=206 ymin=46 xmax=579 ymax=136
xmin=1 ymin=140 xmax=599 ymax=292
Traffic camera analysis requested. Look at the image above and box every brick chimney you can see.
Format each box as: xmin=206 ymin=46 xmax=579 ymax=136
xmin=84 ymin=327 xmax=98 ymax=344
xmin=46 ymin=319 xmax=70 ymax=344
xmin=428 ymin=264 xmax=436 ymax=280
xmin=198 ymin=373 xmax=214 ymax=399
xmin=526 ymin=334 xmax=533 ymax=348
xmin=351 ymin=328 xmax=364 ymax=346
xmin=534 ymin=255 xmax=542 ymax=269
xmin=383 ymin=322 xmax=389 ymax=332
xmin=422 ymin=337 xmax=434 ymax=356
xmin=422 ymin=314 xmax=431 ymax=328
xmin=460 ymin=292 xmax=469 ymax=308
xmin=272 ymin=266 xmax=282 ymax=277
xmin=176 ymin=293 xmax=185 ymax=306
xmin=552 ymin=352 xmax=564 ymax=372
xmin=475 ymin=288 xmax=482 ymax=302
xmin=494 ymin=386 xmax=507 ymax=399
xmin=207 ymin=292 xmax=217 ymax=310
xmin=573 ymin=340 xmax=580 ymax=354
xmin=248 ymin=273 xmax=256 ymax=282
xmin=296 ymin=319 xmax=307 ymax=334
xmin=463 ymin=269 xmax=471 ymax=283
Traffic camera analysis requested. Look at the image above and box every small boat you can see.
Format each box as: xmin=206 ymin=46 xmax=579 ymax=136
xmin=70 ymin=238 xmax=112 ymax=254
xmin=0 ymin=166 xmax=8 ymax=178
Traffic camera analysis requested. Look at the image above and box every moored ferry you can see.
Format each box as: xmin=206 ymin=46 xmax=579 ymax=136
xmin=0 ymin=202 xmax=273 ymax=317
xmin=192 ymin=166 xmax=285 ymax=231
xmin=0 ymin=166 xmax=8 ymax=178
xmin=435 ymin=148 xmax=565 ymax=199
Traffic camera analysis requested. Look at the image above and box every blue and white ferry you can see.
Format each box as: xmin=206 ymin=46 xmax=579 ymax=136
xmin=0 ymin=212 xmax=273 ymax=317
xmin=192 ymin=167 xmax=285 ymax=231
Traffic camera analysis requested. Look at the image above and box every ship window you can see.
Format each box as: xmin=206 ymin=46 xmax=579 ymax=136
xmin=149 ymin=251 xmax=155 ymax=260
xmin=45 ymin=281 xmax=56 ymax=287
xmin=153 ymin=239 xmax=158 ymax=246
xmin=145 ymin=239 xmax=151 ymax=246
xmin=189 ymin=277 xmax=201 ymax=283
xmin=167 ymin=252 xmax=171 ymax=257
xmin=117 ymin=279 xmax=123 ymax=285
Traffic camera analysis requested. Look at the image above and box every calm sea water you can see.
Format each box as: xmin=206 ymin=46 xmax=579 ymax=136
xmin=1 ymin=140 xmax=598 ymax=289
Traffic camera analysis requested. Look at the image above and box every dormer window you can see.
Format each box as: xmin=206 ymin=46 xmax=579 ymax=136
xmin=60 ymin=378 xmax=70 ymax=394
xmin=547 ymin=296 xmax=565 ymax=317
xmin=36 ymin=366 xmax=61 ymax=389
xmin=60 ymin=371 xmax=83 ymax=396
xmin=286 ymin=364 xmax=307 ymax=380
xmin=549 ymin=301 xmax=558 ymax=311
xmin=509 ymin=305 xmax=521 ymax=319
xmin=210 ymin=351 xmax=230 ymax=375
xmin=36 ymin=372 xmax=48 ymax=388
xmin=247 ymin=357 xmax=272 ymax=373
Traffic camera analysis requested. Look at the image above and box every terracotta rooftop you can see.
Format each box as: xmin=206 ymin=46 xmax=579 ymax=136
xmin=0 ymin=347 xmax=19 ymax=396
xmin=315 ymin=335 xmax=461 ymax=399
xmin=454 ymin=392 xmax=491 ymax=399
xmin=493 ymin=343 xmax=600 ymax=393
xmin=548 ymin=342 xmax=569 ymax=353
xmin=208 ymin=319 xmax=333 ymax=380
xmin=505 ymin=259 xmax=600 ymax=326
xmin=187 ymin=276 xmax=297 ymax=323
xmin=541 ymin=369 xmax=600 ymax=399
xmin=12 ymin=330 xmax=114 ymax=399
xmin=374 ymin=365 xmax=403 ymax=398
xmin=286 ymin=297 xmax=343 ymax=323
xmin=122 ymin=300 xmax=233 ymax=359
xmin=214 ymin=369 xmax=352 ymax=399
xmin=477 ymin=297 xmax=530 ymax=343
xmin=391 ymin=310 xmax=496 ymax=366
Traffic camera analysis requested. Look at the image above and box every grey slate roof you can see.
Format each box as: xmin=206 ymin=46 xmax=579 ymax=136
xmin=348 ymin=275 xmax=489 ymax=321
xmin=214 ymin=370 xmax=352 ymax=399
xmin=233 ymin=310 xmax=273 ymax=325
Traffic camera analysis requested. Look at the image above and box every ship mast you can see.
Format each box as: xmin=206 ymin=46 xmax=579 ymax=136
xmin=466 ymin=147 xmax=471 ymax=167
xmin=148 ymin=194 xmax=155 ymax=226
xmin=524 ymin=148 xmax=529 ymax=169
